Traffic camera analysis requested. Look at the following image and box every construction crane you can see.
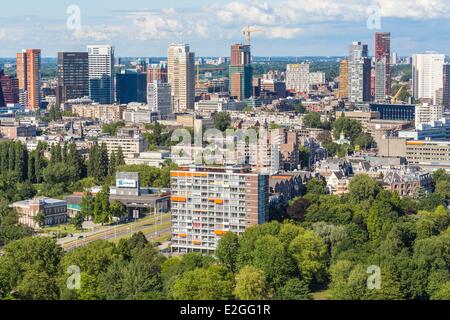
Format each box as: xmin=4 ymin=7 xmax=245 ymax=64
xmin=242 ymin=26 xmax=262 ymax=46
xmin=391 ymin=85 xmax=406 ymax=103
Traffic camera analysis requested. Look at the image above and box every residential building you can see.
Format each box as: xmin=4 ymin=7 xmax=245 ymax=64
xmin=412 ymin=52 xmax=445 ymax=104
xmin=98 ymin=130 xmax=147 ymax=158
xmin=16 ymin=49 xmax=41 ymax=109
xmin=375 ymin=32 xmax=391 ymax=100
xmin=415 ymin=103 xmax=444 ymax=127
xmin=170 ymin=165 xmax=269 ymax=254
xmin=87 ymin=45 xmax=115 ymax=104
xmin=147 ymin=81 xmax=173 ymax=119
xmin=339 ymin=60 xmax=349 ymax=99
xmin=168 ymin=44 xmax=195 ymax=112
xmin=11 ymin=197 xmax=68 ymax=229
xmin=229 ymin=44 xmax=253 ymax=100
xmin=56 ymin=52 xmax=89 ymax=106
xmin=309 ymin=72 xmax=326 ymax=86
xmin=286 ymin=64 xmax=310 ymax=93
xmin=382 ymin=169 xmax=432 ymax=197
xmin=116 ymin=71 xmax=147 ymax=104
xmin=147 ymin=63 xmax=168 ymax=83
xmin=71 ymin=103 xmax=125 ymax=122
xmin=348 ymin=42 xmax=371 ymax=103
xmin=0 ymin=123 xmax=37 ymax=139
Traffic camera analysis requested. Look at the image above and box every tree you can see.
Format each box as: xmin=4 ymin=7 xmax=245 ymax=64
xmin=15 ymin=269 xmax=59 ymax=300
xmin=108 ymin=151 xmax=117 ymax=177
xmin=299 ymin=146 xmax=310 ymax=169
xmin=306 ymin=178 xmax=327 ymax=195
xmin=34 ymin=211 xmax=46 ymax=228
xmin=316 ymin=131 xmax=333 ymax=145
xmin=251 ymin=235 xmax=295 ymax=287
xmin=116 ymin=146 xmax=125 ymax=167
xmin=234 ymin=266 xmax=271 ymax=300
xmin=214 ymin=112 xmax=231 ymax=132
xmin=288 ymin=231 xmax=328 ymax=284
xmin=431 ymin=282 xmax=450 ymax=300
xmin=303 ymin=113 xmax=322 ymax=128
xmin=329 ymin=261 xmax=367 ymax=300
xmin=275 ymin=278 xmax=312 ymax=300
xmin=216 ymin=232 xmax=240 ymax=272
xmin=332 ymin=116 xmax=362 ymax=141
xmin=172 ymin=266 xmax=234 ymax=300
xmin=286 ymin=197 xmax=310 ymax=222
xmin=71 ymin=212 xmax=84 ymax=230
xmin=349 ymin=174 xmax=381 ymax=202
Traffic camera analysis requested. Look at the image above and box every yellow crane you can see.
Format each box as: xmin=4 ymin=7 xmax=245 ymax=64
xmin=391 ymin=85 xmax=406 ymax=103
xmin=242 ymin=26 xmax=262 ymax=46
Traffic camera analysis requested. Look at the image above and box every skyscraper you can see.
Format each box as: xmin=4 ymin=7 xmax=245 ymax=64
xmin=375 ymin=32 xmax=391 ymax=101
xmin=16 ymin=49 xmax=41 ymax=110
xmin=57 ymin=52 xmax=89 ymax=106
xmin=339 ymin=60 xmax=349 ymax=99
xmin=0 ymin=77 xmax=5 ymax=107
xmin=147 ymin=63 xmax=168 ymax=84
xmin=167 ymin=44 xmax=195 ymax=113
xmin=147 ymin=81 xmax=172 ymax=119
xmin=116 ymin=71 xmax=147 ymax=104
xmin=87 ymin=45 xmax=115 ymax=104
xmin=0 ymin=70 xmax=19 ymax=105
xmin=443 ymin=64 xmax=450 ymax=108
xmin=229 ymin=44 xmax=253 ymax=100
xmin=412 ymin=52 xmax=445 ymax=104
xmin=286 ymin=64 xmax=310 ymax=93
xmin=348 ymin=42 xmax=371 ymax=103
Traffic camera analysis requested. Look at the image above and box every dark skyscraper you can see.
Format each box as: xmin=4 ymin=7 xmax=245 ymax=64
xmin=0 ymin=77 xmax=5 ymax=107
xmin=0 ymin=70 xmax=19 ymax=105
xmin=375 ymin=32 xmax=391 ymax=99
xmin=229 ymin=44 xmax=253 ymax=100
xmin=444 ymin=64 xmax=450 ymax=108
xmin=116 ymin=71 xmax=147 ymax=104
xmin=57 ymin=52 xmax=89 ymax=105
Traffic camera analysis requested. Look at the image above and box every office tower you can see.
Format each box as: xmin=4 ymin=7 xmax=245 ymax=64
xmin=87 ymin=45 xmax=115 ymax=104
xmin=147 ymin=81 xmax=172 ymax=119
xmin=375 ymin=57 xmax=388 ymax=102
xmin=286 ymin=63 xmax=310 ymax=92
xmin=116 ymin=71 xmax=147 ymax=104
xmin=0 ymin=78 xmax=4 ymax=107
xmin=16 ymin=49 xmax=41 ymax=110
xmin=443 ymin=64 xmax=450 ymax=108
xmin=412 ymin=52 xmax=445 ymax=104
xmin=348 ymin=42 xmax=371 ymax=103
xmin=147 ymin=63 xmax=168 ymax=83
xmin=170 ymin=166 xmax=269 ymax=254
xmin=229 ymin=44 xmax=253 ymax=100
xmin=0 ymin=70 xmax=19 ymax=104
xmin=56 ymin=52 xmax=89 ymax=106
xmin=391 ymin=52 xmax=398 ymax=65
xmin=375 ymin=32 xmax=391 ymax=99
xmin=339 ymin=60 xmax=349 ymax=99
xmin=167 ymin=44 xmax=195 ymax=112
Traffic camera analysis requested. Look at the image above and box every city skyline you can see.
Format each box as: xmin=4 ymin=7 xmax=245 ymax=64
xmin=1 ymin=0 xmax=450 ymax=57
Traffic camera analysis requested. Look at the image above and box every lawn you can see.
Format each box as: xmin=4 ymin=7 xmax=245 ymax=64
xmin=40 ymin=224 xmax=87 ymax=235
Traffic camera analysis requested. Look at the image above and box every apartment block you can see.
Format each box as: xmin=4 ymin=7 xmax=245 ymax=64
xmin=98 ymin=131 xmax=147 ymax=158
xmin=71 ymin=103 xmax=125 ymax=122
xmin=170 ymin=166 xmax=269 ymax=254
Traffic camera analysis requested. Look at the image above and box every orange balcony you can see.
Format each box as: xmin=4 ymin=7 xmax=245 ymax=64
xmin=171 ymin=196 xmax=187 ymax=202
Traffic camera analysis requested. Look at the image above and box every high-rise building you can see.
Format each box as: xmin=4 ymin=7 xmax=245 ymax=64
xmin=412 ymin=52 xmax=445 ymax=104
xmin=147 ymin=81 xmax=172 ymax=119
xmin=415 ymin=103 xmax=444 ymax=127
xmin=0 ymin=70 xmax=19 ymax=105
xmin=375 ymin=57 xmax=388 ymax=102
xmin=286 ymin=64 xmax=310 ymax=93
xmin=348 ymin=42 xmax=371 ymax=103
xmin=0 ymin=77 xmax=5 ymax=107
xmin=167 ymin=44 xmax=195 ymax=113
xmin=147 ymin=63 xmax=168 ymax=83
xmin=170 ymin=166 xmax=269 ymax=254
xmin=87 ymin=45 xmax=115 ymax=104
xmin=16 ymin=49 xmax=41 ymax=110
xmin=443 ymin=64 xmax=450 ymax=108
xmin=56 ymin=52 xmax=89 ymax=106
xmin=339 ymin=60 xmax=349 ymax=99
xmin=229 ymin=44 xmax=253 ymax=100
xmin=375 ymin=32 xmax=391 ymax=99
xmin=116 ymin=71 xmax=147 ymax=104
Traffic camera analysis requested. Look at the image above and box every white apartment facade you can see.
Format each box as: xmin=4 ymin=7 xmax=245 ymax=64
xmin=412 ymin=52 xmax=445 ymax=104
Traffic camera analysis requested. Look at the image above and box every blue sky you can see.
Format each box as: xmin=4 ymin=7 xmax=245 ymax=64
xmin=1 ymin=0 xmax=450 ymax=57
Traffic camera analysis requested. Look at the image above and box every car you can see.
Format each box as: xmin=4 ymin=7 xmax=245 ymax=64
xmin=77 ymin=235 xmax=84 ymax=239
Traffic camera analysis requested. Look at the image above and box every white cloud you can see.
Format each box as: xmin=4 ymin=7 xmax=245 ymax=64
xmin=71 ymin=25 xmax=122 ymax=41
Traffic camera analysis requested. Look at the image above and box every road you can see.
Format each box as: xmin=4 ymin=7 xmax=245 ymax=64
xmin=61 ymin=213 xmax=172 ymax=251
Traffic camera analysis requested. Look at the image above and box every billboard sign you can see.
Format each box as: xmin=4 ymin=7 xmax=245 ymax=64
xmin=116 ymin=179 xmax=137 ymax=188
